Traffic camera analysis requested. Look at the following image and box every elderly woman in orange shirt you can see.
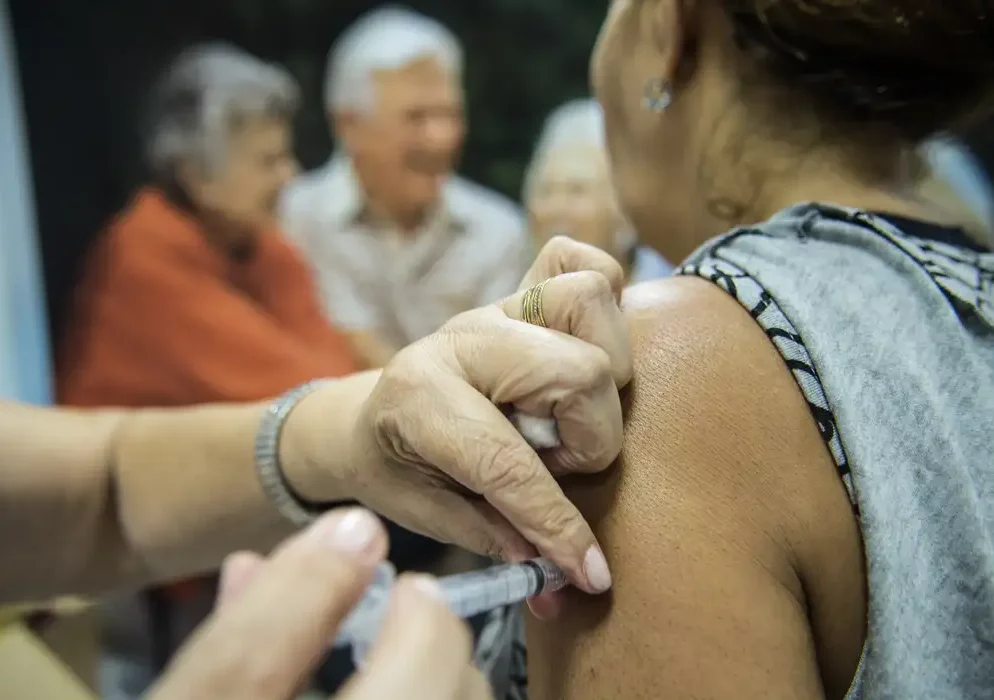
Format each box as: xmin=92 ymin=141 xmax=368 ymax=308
xmin=57 ymin=42 xmax=364 ymax=697
xmin=59 ymin=43 xmax=358 ymax=408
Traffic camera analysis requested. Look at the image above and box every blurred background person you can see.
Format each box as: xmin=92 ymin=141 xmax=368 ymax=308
xmin=56 ymin=43 xmax=359 ymax=700
xmin=283 ymin=10 xmax=532 ymax=692
xmin=525 ymin=99 xmax=672 ymax=284
xmin=518 ymin=0 xmax=994 ymax=696
xmin=282 ymin=6 xmax=530 ymax=371
xmin=920 ymin=136 xmax=994 ymax=242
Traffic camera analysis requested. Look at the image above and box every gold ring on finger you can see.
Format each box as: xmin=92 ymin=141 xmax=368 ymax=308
xmin=520 ymin=280 xmax=549 ymax=328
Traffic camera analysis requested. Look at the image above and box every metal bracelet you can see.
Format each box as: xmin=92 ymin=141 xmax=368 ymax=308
xmin=254 ymin=379 xmax=332 ymax=527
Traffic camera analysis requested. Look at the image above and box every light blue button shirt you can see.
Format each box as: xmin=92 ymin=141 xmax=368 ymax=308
xmin=923 ymin=137 xmax=994 ymax=234
xmin=630 ymin=245 xmax=674 ymax=284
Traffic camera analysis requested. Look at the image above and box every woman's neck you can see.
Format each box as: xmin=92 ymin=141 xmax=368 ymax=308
xmin=656 ymin=164 xmax=942 ymax=265
xmin=757 ymin=173 xmax=934 ymax=225
xmin=159 ymin=182 xmax=257 ymax=259
xmin=199 ymin=213 xmax=259 ymax=260
xmin=711 ymin=156 xmax=942 ymax=239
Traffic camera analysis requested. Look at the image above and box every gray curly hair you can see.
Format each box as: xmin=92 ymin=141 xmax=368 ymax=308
xmin=145 ymin=42 xmax=299 ymax=180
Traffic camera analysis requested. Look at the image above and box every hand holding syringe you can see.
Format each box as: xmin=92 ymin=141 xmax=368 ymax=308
xmin=335 ymin=414 xmax=570 ymax=664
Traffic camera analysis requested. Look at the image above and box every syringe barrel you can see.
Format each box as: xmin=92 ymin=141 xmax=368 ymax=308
xmin=439 ymin=558 xmax=567 ymax=619
xmin=333 ymin=561 xmax=395 ymax=649
xmin=331 ymin=558 xmax=568 ymax=655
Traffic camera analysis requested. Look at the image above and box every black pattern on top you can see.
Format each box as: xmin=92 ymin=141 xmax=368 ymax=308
xmin=677 ymin=256 xmax=857 ymax=510
xmin=499 ymin=206 xmax=994 ymax=700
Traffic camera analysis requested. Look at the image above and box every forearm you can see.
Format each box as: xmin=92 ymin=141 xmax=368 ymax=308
xmin=0 ymin=402 xmax=127 ymax=602
xmin=105 ymin=403 xmax=294 ymax=595
xmin=0 ymin=371 xmax=381 ymax=604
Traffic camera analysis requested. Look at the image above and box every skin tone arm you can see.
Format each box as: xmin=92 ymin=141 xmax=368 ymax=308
xmin=0 ymin=370 xmax=378 ymax=603
xmin=526 ymin=277 xmax=867 ymax=700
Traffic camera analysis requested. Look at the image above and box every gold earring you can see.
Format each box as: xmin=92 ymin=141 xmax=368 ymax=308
xmin=642 ymin=78 xmax=673 ymax=112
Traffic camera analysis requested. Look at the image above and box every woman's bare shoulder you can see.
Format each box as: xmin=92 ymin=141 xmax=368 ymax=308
xmin=526 ymin=276 xmax=865 ymax=700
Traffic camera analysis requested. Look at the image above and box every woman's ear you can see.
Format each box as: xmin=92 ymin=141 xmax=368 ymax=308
xmin=647 ymin=0 xmax=702 ymax=86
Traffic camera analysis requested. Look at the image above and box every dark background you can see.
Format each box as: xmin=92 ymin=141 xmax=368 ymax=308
xmin=10 ymin=0 xmax=994 ymax=346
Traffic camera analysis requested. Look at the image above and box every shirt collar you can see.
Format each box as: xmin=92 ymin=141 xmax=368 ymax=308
xmin=323 ymin=153 xmax=469 ymax=234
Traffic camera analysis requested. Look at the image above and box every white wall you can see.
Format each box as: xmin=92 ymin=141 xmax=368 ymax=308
xmin=0 ymin=0 xmax=52 ymax=404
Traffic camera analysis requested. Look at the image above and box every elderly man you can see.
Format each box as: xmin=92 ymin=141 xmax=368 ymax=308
xmin=282 ymin=7 xmax=530 ymax=370
xmin=525 ymin=99 xmax=672 ymax=284
xmin=58 ymin=43 xmax=359 ymax=699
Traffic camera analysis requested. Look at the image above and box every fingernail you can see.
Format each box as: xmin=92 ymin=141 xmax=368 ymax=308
xmin=584 ymin=546 xmax=612 ymax=593
xmin=217 ymin=552 xmax=261 ymax=608
xmin=312 ymin=509 xmax=381 ymax=558
xmin=407 ymin=574 xmax=445 ymax=601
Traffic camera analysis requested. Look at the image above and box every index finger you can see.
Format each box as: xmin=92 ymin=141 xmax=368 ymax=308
xmin=520 ymin=236 xmax=626 ymax=301
xmin=448 ymin=301 xmax=625 ymax=477
xmin=503 ymin=269 xmax=633 ymax=388
xmin=413 ymin=372 xmax=611 ymax=596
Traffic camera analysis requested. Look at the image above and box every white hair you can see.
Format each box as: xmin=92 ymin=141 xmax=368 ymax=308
xmin=145 ymin=42 xmax=299 ymax=179
xmin=524 ymin=99 xmax=638 ymax=254
xmin=523 ymin=99 xmax=607 ymax=203
xmin=324 ymin=6 xmax=463 ymax=112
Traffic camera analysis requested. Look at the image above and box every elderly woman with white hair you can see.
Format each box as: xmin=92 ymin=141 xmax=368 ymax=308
xmin=59 ymin=42 xmax=361 ymax=409
xmin=524 ymin=99 xmax=672 ymax=284
xmin=57 ymin=42 xmax=362 ymax=698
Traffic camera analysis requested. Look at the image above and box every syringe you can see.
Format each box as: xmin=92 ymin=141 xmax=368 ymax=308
xmin=334 ymin=412 xmax=566 ymax=663
xmin=333 ymin=557 xmax=568 ymax=664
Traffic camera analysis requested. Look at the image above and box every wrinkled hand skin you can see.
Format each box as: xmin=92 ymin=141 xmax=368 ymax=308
xmin=344 ymin=236 xmax=632 ymax=599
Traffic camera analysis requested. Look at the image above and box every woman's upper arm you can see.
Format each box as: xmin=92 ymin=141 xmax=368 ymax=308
xmin=525 ymin=277 xmax=865 ymax=700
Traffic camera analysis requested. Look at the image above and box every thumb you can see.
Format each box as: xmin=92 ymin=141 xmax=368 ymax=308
xmin=520 ymin=236 xmax=626 ymax=300
xmin=411 ymin=373 xmax=611 ymax=595
xmin=338 ymin=575 xmax=485 ymax=700
xmin=149 ymin=509 xmax=388 ymax=700
xmin=503 ymin=270 xmax=632 ymax=388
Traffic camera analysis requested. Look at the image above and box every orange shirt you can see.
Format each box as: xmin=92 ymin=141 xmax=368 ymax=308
xmin=58 ymin=188 xmax=359 ymax=407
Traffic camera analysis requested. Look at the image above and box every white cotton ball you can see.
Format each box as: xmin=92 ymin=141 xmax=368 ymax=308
xmin=510 ymin=413 xmax=561 ymax=449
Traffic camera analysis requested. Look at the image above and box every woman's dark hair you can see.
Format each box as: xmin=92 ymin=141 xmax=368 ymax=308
xmin=724 ymin=0 xmax=994 ymax=141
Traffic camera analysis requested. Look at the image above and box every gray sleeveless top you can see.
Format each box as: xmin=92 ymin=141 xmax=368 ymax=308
xmin=497 ymin=202 xmax=994 ymax=700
